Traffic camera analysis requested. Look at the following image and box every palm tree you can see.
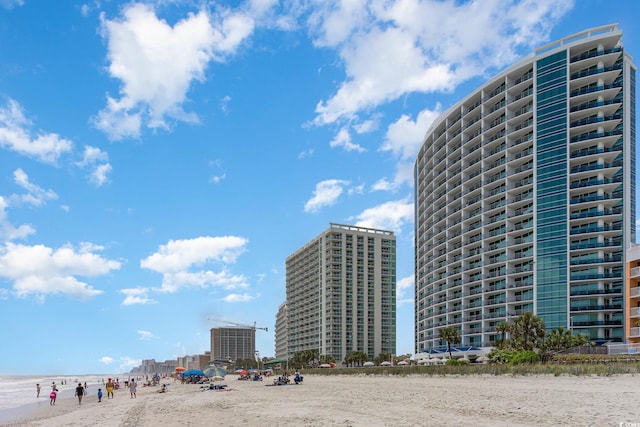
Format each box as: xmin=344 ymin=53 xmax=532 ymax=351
xmin=495 ymin=322 xmax=512 ymax=350
xmin=439 ymin=327 xmax=461 ymax=359
xmin=511 ymin=312 xmax=545 ymax=351
xmin=543 ymin=327 xmax=590 ymax=352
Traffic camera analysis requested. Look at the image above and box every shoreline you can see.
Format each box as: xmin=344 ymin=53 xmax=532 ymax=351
xmin=2 ymin=374 xmax=639 ymax=426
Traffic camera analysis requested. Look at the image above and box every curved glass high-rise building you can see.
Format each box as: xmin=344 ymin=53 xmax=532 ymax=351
xmin=414 ymin=24 xmax=636 ymax=353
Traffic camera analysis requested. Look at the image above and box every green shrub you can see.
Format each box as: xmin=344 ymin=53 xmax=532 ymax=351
xmin=510 ymin=350 xmax=539 ymax=364
xmin=488 ymin=349 xmax=539 ymax=364
xmin=445 ymin=359 xmax=469 ymax=366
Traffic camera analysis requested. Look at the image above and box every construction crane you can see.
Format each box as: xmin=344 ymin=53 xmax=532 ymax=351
xmin=207 ymin=318 xmax=268 ymax=332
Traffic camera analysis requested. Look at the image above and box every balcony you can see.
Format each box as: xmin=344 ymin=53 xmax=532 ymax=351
xmin=570 ymin=46 xmax=622 ymax=63
xmin=570 ymin=304 xmax=623 ymax=312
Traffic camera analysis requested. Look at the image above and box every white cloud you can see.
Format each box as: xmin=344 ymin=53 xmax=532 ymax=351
xmin=396 ymin=275 xmax=414 ymax=306
xmin=220 ymin=95 xmax=232 ymax=113
xmin=10 ymin=168 xmax=58 ymax=207
xmin=0 ymin=197 xmax=34 ymax=241
xmin=99 ymin=356 xmax=114 ymax=365
xmin=371 ymin=178 xmax=393 ymax=192
xmin=310 ymin=0 xmax=572 ymax=125
xmin=118 ymin=356 xmax=141 ymax=372
xmin=0 ymin=0 xmax=24 ymax=10
xmin=141 ymin=236 xmax=250 ymax=292
xmin=223 ymin=293 xmax=254 ymax=303
xmin=0 ymin=169 xmax=57 ymax=241
xmin=137 ymin=330 xmax=153 ymax=340
xmin=304 ymin=179 xmax=350 ymax=213
xmin=351 ymin=197 xmax=414 ymax=233
xmin=120 ymin=287 xmax=157 ymax=306
xmin=142 ymin=236 xmax=247 ymax=273
xmin=95 ymin=3 xmax=254 ymax=140
xmin=370 ymin=107 xmax=442 ymax=192
xmin=0 ymin=242 xmax=121 ymax=300
xmin=90 ymin=163 xmax=113 ymax=187
xmin=78 ymin=145 xmax=108 ymax=166
xmin=209 ymin=173 xmax=226 ymax=184
xmin=0 ymin=99 xmax=73 ymax=163
xmin=298 ymin=148 xmax=314 ymax=159
xmin=353 ymin=116 xmax=380 ymax=134
xmin=156 ymin=270 xmax=249 ymax=293
xmin=382 ymin=107 xmax=441 ymax=160
xmin=329 ymin=127 xmax=365 ymax=152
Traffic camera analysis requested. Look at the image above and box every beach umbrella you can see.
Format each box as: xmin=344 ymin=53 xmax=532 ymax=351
xmin=363 ymin=361 xmax=375 ymax=367
xmin=175 ymin=366 xmax=186 ymax=372
xmin=379 ymin=361 xmax=391 ymax=366
xmin=203 ymin=365 xmax=227 ymax=379
xmin=477 ymin=356 xmax=490 ymax=364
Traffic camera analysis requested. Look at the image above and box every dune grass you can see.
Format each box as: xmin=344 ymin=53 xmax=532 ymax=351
xmin=302 ymin=359 xmax=640 ymax=377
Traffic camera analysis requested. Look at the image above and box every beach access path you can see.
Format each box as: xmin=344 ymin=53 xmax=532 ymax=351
xmin=1 ymin=374 xmax=637 ymax=426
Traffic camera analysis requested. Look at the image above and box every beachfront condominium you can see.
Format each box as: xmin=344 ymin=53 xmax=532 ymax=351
xmin=274 ymin=302 xmax=289 ymax=360
xmin=285 ymin=223 xmax=396 ymax=364
xmin=210 ymin=327 xmax=256 ymax=362
xmin=414 ymin=24 xmax=636 ymax=353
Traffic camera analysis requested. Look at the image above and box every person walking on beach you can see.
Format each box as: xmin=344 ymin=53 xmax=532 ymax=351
xmin=51 ymin=381 xmax=56 ymax=391
xmin=36 ymin=383 xmax=41 ymax=397
xmin=97 ymin=388 xmax=103 ymax=403
xmin=106 ymin=378 xmax=114 ymax=399
xmin=129 ymin=379 xmax=137 ymax=398
xmin=84 ymin=381 xmax=88 ymax=395
xmin=49 ymin=389 xmax=57 ymax=405
xmin=75 ymin=383 xmax=84 ymax=405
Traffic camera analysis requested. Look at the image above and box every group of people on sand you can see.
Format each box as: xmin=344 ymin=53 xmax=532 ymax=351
xmin=41 ymin=377 xmax=138 ymax=406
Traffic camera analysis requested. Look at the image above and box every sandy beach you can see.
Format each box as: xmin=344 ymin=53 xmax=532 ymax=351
xmin=1 ymin=374 xmax=638 ymax=426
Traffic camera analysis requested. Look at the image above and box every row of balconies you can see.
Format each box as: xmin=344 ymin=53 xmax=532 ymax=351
xmin=427 ymin=92 xmax=618 ymax=167
xmin=423 ymin=113 xmax=619 ymax=184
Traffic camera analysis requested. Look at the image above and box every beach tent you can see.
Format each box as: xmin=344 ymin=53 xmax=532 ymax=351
xmin=379 ymin=361 xmax=391 ymax=366
xmin=363 ymin=361 xmax=375 ymax=367
xmin=203 ymin=365 xmax=227 ymax=379
xmin=182 ymin=370 xmax=204 ymax=376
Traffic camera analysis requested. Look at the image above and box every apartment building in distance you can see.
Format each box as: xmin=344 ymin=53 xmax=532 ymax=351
xmin=285 ymin=223 xmax=396 ymax=364
xmin=414 ymin=24 xmax=636 ymax=353
xmin=210 ymin=327 xmax=256 ymax=362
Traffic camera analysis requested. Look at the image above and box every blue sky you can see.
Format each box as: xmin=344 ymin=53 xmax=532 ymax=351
xmin=0 ymin=0 xmax=638 ymax=375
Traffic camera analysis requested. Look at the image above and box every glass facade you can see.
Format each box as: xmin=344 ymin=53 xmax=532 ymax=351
xmin=535 ymin=51 xmax=568 ymax=330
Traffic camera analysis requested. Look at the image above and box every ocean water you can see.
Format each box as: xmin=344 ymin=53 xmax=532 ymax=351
xmin=0 ymin=375 xmax=123 ymax=423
